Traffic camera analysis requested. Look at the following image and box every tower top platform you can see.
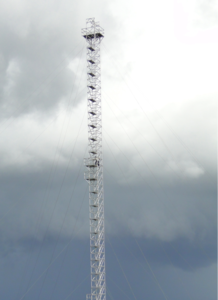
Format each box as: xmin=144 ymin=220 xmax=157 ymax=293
xmin=82 ymin=18 xmax=104 ymax=40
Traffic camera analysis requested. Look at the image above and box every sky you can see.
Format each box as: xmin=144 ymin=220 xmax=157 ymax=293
xmin=0 ymin=0 xmax=217 ymax=299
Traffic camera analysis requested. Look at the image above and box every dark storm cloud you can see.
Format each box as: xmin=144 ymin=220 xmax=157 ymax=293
xmin=0 ymin=149 xmax=216 ymax=271
xmin=0 ymin=237 xmax=216 ymax=300
xmin=0 ymin=158 xmax=88 ymax=241
xmin=108 ymin=236 xmax=216 ymax=271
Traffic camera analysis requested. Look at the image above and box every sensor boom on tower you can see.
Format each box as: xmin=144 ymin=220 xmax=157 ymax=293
xmin=82 ymin=18 xmax=106 ymax=300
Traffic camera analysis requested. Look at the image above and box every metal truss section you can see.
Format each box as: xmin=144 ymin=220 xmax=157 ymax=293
xmin=82 ymin=18 xmax=106 ymax=300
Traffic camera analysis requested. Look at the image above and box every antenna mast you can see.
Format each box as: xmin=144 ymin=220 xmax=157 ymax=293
xmin=82 ymin=18 xmax=106 ymax=300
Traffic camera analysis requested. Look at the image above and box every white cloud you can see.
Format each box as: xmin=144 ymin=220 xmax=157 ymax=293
xmin=166 ymin=160 xmax=204 ymax=178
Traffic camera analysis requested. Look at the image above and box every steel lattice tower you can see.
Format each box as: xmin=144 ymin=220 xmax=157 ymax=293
xmin=82 ymin=18 xmax=106 ymax=300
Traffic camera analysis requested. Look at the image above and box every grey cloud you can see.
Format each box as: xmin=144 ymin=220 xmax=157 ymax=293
xmin=0 ymin=23 xmax=84 ymax=118
xmin=0 ymin=95 xmax=216 ymax=249
xmin=0 ymin=1 xmax=216 ymax=299
xmin=0 ymin=0 xmax=122 ymax=119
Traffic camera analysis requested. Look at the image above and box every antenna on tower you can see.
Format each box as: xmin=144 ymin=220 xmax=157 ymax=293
xmin=82 ymin=18 xmax=106 ymax=300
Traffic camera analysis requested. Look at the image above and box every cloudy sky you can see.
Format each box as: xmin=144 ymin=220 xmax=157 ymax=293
xmin=0 ymin=0 xmax=217 ymax=299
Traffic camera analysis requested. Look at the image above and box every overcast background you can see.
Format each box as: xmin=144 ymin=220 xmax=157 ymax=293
xmin=0 ymin=0 xmax=217 ymax=299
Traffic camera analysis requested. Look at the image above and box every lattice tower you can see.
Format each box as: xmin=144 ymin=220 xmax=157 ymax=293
xmin=82 ymin=18 xmax=106 ymax=300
